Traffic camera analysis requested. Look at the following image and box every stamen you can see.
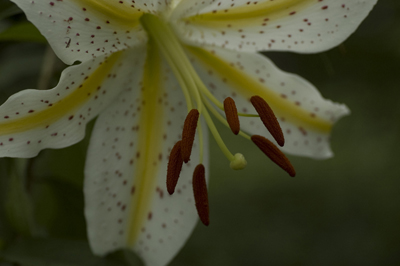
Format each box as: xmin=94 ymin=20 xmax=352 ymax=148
xmin=192 ymin=164 xmax=209 ymax=226
xmin=181 ymin=109 xmax=200 ymax=163
xmin=203 ymin=96 xmax=251 ymax=141
xmin=224 ymin=97 xmax=240 ymax=135
xmin=251 ymin=135 xmax=296 ymax=177
xmin=250 ymin=96 xmax=285 ymax=147
xmin=166 ymin=140 xmax=184 ymax=195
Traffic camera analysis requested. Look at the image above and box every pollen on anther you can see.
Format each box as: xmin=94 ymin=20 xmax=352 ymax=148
xmin=224 ymin=97 xmax=240 ymax=135
xmin=251 ymin=135 xmax=296 ymax=177
xmin=181 ymin=109 xmax=199 ymax=163
xmin=250 ymin=96 xmax=285 ymax=147
xmin=166 ymin=141 xmax=184 ymax=195
xmin=192 ymin=164 xmax=209 ymax=226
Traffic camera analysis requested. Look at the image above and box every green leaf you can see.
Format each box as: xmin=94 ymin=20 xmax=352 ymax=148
xmin=3 ymin=162 xmax=35 ymax=236
xmin=122 ymin=250 xmax=144 ymax=266
xmin=0 ymin=159 xmax=16 ymax=247
xmin=35 ymin=119 xmax=96 ymax=189
xmin=0 ymin=238 xmax=141 ymax=266
xmin=33 ymin=177 xmax=86 ymax=239
xmin=0 ymin=0 xmax=22 ymax=20
xmin=0 ymin=21 xmax=46 ymax=43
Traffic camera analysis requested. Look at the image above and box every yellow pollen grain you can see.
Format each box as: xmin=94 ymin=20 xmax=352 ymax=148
xmin=0 ymin=52 xmax=122 ymax=136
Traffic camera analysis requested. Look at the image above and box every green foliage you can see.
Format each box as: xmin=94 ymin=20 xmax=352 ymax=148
xmin=0 ymin=21 xmax=46 ymax=43
xmin=3 ymin=160 xmax=37 ymax=237
xmin=0 ymin=0 xmax=21 ymax=20
xmin=0 ymin=238 xmax=142 ymax=266
xmin=32 ymin=177 xmax=86 ymax=239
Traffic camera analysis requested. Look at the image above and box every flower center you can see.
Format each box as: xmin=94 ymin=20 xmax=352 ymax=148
xmin=140 ymin=13 xmax=296 ymax=225
xmin=141 ymin=14 xmax=246 ymax=166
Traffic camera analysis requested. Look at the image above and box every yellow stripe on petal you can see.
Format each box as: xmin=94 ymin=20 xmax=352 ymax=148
xmin=185 ymin=0 xmax=315 ymax=27
xmin=127 ymin=38 xmax=165 ymax=246
xmin=0 ymin=52 xmax=122 ymax=136
xmin=72 ymin=0 xmax=143 ymax=28
xmin=187 ymin=46 xmax=332 ymax=133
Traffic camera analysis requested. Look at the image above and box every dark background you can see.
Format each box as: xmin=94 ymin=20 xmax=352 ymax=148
xmin=0 ymin=0 xmax=399 ymax=265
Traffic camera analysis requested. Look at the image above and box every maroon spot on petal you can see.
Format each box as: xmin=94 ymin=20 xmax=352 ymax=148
xmin=299 ymin=127 xmax=307 ymax=136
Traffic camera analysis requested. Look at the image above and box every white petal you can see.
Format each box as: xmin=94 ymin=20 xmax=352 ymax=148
xmin=0 ymin=50 xmax=142 ymax=158
xmin=85 ymin=44 xmax=209 ymax=266
xmin=173 ymin=0 xmax=377 ymax=53
xmin=131 ymin=0 xmax=172 ymax=13
xmin=187 ymin=45 xmax=349 ymax=159
xmin=11 ymin=0 xmax=147 ymax=64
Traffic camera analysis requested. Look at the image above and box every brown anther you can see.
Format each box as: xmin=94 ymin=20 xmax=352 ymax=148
xmin=251 ymin=135 xmax=296 ymax=177
xmin=181 ymin=109 xmax=199 ymax=163
xmin=166 ymin=141 xmax=184 ymax=195
xmin=250 ymin=95 xmax=285 ymax=147
xmin=192 ymin=164 xmax=209 ymax=226
xmin=224 ymin=97 xmax=240 ymax=135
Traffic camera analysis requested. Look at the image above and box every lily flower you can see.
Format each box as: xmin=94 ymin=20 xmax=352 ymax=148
xmin=1 ymin=0 xmax=376 ymax=265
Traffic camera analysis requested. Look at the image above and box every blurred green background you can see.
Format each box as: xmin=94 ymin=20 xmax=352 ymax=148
xmin=0 ymin=0 xmax=399 ymax=265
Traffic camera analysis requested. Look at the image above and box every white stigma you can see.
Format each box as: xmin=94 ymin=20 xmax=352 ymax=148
xmin=230 ymin=153 xmax=247 ymax=170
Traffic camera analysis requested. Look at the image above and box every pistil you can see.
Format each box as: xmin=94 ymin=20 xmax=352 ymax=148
xmin=140 ymin=13 xmax=246 ymax=169
xmin=140 ymin=13 xmax=297 ymax=227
